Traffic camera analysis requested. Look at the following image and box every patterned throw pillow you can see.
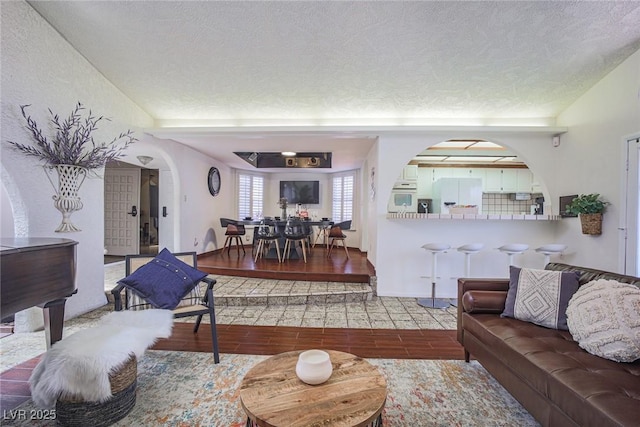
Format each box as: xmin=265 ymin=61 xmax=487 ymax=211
xmin=566 ymin=279 xmax=640 ymax=363
xmin=118 ymin=249 xmax=207 ymax=310
xmin=501 ymin=266 xmax=580 ymax=330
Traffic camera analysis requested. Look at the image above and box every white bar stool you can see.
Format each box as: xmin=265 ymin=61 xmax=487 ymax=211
xmin=535 ymin=244 xmax=567 ymax=268
xmin=457 ymin=243 xmax=484 ymax=277
xmin=418 ymin=243 xmax=451 ymax=309
xmin=497 ymin=244 xmax=529 ymax=267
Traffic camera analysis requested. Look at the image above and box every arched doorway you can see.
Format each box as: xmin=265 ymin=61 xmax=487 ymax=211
xmin=103 ymin=146 xmax=178 ymax=261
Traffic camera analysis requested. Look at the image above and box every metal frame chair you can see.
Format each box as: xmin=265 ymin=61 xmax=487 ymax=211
xmin=111 ymin=251 xmax=220 ymax=363
xmin=327 ymin=220 xmax=352 ymax=258
xmin=313 ymin=220 xmax=333 ymax=251
xmin=220 ymin=218 xmax=246 ymax=255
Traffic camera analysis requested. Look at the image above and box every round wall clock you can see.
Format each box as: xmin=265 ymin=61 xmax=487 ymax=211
xmin=207 ymin=167 xmax=221 ymax=196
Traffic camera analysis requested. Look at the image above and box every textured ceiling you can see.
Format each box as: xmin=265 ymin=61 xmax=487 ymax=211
xmin=26 ymin=1 xmax=640 ymax=170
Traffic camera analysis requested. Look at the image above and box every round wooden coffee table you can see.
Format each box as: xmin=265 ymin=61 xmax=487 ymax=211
xmin=239 ymin=350 xmax=387 ymax=427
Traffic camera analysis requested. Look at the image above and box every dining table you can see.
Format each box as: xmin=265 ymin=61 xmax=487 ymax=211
xmin=238 ymin=218 xmax=333 ymax=260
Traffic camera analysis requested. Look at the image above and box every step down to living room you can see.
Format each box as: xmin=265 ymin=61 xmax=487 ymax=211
xmin=213 ymin=277 xmax=373 ymax=306
xmin=105 ymin=263 xmax=374 ymax=307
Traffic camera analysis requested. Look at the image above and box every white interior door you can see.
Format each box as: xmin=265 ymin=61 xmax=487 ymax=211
xmin=104 ymin=168 xmax=140 ymax=256
xmin=158 ymin=169 xmax=175 ymax=252
xmin=624 ymin=137 xmax=640 ymax=275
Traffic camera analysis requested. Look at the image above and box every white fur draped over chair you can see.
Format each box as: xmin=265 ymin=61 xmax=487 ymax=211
xmin=30 ymin=309 xmax=174 ymax=408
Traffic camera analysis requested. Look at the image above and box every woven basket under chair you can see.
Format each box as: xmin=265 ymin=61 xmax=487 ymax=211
xmin=55 ymin=355 xmax=137 ymax=427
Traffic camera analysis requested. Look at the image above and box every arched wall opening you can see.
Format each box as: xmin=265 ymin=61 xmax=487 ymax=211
xmin=372 ymin=131 xmax=565 ymax=300
xmin=111 ymin=137 xmax=181 ymax=254
xmin=383 ymin=136 xmax=552 ymax=217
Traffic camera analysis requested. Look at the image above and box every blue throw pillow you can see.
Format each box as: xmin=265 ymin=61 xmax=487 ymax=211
xmin=118 ymin=249 xmax=207 ymax=310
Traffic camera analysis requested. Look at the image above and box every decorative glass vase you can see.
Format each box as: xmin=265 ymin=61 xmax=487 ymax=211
xmin=43 ymin=164 xmax=88 ymax=232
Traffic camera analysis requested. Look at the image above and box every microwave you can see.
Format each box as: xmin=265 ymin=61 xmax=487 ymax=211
xmin=387 ymin=188 xmax=418 ymax=213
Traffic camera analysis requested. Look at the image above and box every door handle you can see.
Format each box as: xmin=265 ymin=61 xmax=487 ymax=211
xmin=162 ymin=206 xmax=168 ymax=217
xmin=128 ymin=206 xmax=138 ymax=217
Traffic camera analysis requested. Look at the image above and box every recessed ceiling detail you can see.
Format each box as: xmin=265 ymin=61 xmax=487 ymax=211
xmin=414 ymin=140 xmax=524 ymax=165
xmin=234 ymin=152 xmax=332 ymax=169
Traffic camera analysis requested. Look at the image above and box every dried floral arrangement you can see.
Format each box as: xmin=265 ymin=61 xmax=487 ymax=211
xmin=7 ymin=102 xmax=136 ymax=169
xmin=278 ymin=197 xmax=288 ymax=210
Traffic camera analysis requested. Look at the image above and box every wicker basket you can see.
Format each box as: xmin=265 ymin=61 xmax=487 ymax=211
xmin=580 ymin=213 xmax=602 ymax=235
xmin=56 ymin=355 xmax=137 ymax=426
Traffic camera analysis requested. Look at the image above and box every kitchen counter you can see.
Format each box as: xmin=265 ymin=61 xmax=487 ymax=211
xmin=386 ymin=213 xmax=561 ymax=220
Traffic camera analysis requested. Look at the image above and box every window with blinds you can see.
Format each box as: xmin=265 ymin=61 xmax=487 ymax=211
xmin=332 ymin=173 xmax=354 ymax=223
xmin=238 ymin=173 xmax=264 ymax=219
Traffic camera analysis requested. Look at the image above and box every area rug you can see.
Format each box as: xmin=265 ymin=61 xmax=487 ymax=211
xmin=9 ymin=351 xmax=539 ymax=426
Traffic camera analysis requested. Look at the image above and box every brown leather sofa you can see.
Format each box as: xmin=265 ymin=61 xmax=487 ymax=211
xmin=457 ymin=263 xmax=640 ymax=427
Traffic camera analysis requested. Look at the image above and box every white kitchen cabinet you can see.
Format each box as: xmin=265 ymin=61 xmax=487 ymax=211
xmin=501 ymin=169 xmax=518 ymax=192
xmin=451 ymin=168 xmax=469 ymax=178
xmin=468 ymin=168 xmax=486 ymax=181
xmin=420 ymin=166 xmax=532 ymax=195
xmin=482 ymin=168 xmax=531 ymax=193
xmin=516 ymin=169 xmax=533 ymax=192
xmin=484 ymin=169 xmax=503 ymax=192
xmin=394 ymin=164 xmax=418 ymax=182
xmin=432 ymin=167 xmax=455 ymax=181
xmin=402 ymin=165 xmax=418 ymax=181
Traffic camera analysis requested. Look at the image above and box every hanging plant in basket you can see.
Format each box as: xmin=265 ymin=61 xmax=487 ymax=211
xmin=7 ymin=103 xmax=136 ymax=232
xmin=564 ymin=193 xmax=608 ymax=235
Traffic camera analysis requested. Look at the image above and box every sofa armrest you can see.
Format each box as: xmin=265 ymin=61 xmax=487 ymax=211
xmin=457 ymin=278 xmax=510 ymax=346
xmin=462 ymin=290 xmax=507 ymax=314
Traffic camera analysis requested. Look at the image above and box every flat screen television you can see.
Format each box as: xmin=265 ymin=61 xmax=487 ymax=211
xmin=280 ymin=181 xmax=320 ymax=204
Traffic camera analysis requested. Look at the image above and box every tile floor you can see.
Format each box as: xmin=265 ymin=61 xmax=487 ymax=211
xmin=105 ymin=262 xmax=458 ymax=330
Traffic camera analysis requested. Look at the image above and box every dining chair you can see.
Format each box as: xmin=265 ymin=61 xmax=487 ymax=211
xmin=283 ymin=219 xmax=309 ymax=262
xmin=220 ymin=218 xmax=246 ymax=255
xmin=313 ymin=220 xmax=333 ymax=251
xmin=254 ymin=221 xmax=283 ymax=263
xmin=327 ymin=220 xmax=352 ymax=258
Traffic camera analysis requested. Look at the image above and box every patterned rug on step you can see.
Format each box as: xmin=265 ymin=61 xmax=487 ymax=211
xmin=10 ymin=350 xmax=539 ymax=426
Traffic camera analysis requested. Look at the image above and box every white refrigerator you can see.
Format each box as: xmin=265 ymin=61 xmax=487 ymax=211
xmin=432 ymin=178 xmax=483 ymax=213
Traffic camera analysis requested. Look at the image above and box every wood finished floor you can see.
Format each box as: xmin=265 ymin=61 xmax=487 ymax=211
xmin=197 ymin=244 xmax=375 ymax=283
xmin=0 ymin=246 xmax=465 ymax=413
xmin=152 ymin=323 xmax=464 ymax=360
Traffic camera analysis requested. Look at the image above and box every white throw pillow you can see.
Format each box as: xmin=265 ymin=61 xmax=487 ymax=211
xmin=566 ymin=279 xmax=640 ymax=363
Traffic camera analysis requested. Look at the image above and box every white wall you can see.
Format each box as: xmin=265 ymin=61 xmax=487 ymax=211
xmin=372 ymin=130 xmax=570 ymax=298
xmin=555 ymin=48 xmax=640 ymax=272
xmin=115 ymin=135 xmax=230 ymax=254
xmin=1 ymin=2 xmax=228 ymax=331
xmin=0 ymin=1 xmax=154 ymax=331
xmin=370 ymin=46 xmax=640 ymax=297
xmin=4 ymin=0 xmax=637 ymax=314
xmin=266 ymin=172 xmax=331 ymax=218
xmin=262 ymin=170 xmax=364 ymax=250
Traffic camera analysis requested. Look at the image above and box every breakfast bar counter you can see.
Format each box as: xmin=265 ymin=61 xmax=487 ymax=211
xmin=386 ymin=213 xmax=561 ymax=221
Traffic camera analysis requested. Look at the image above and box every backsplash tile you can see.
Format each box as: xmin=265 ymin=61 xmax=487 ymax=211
xmin=482 ymin=193 xmax=542 ymax=215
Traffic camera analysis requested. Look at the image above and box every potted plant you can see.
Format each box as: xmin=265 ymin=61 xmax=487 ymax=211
xmin=564 ymin=193 xmax=608 ymax=235
xmin=7 ymin=103 xmax=136 ymax=232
